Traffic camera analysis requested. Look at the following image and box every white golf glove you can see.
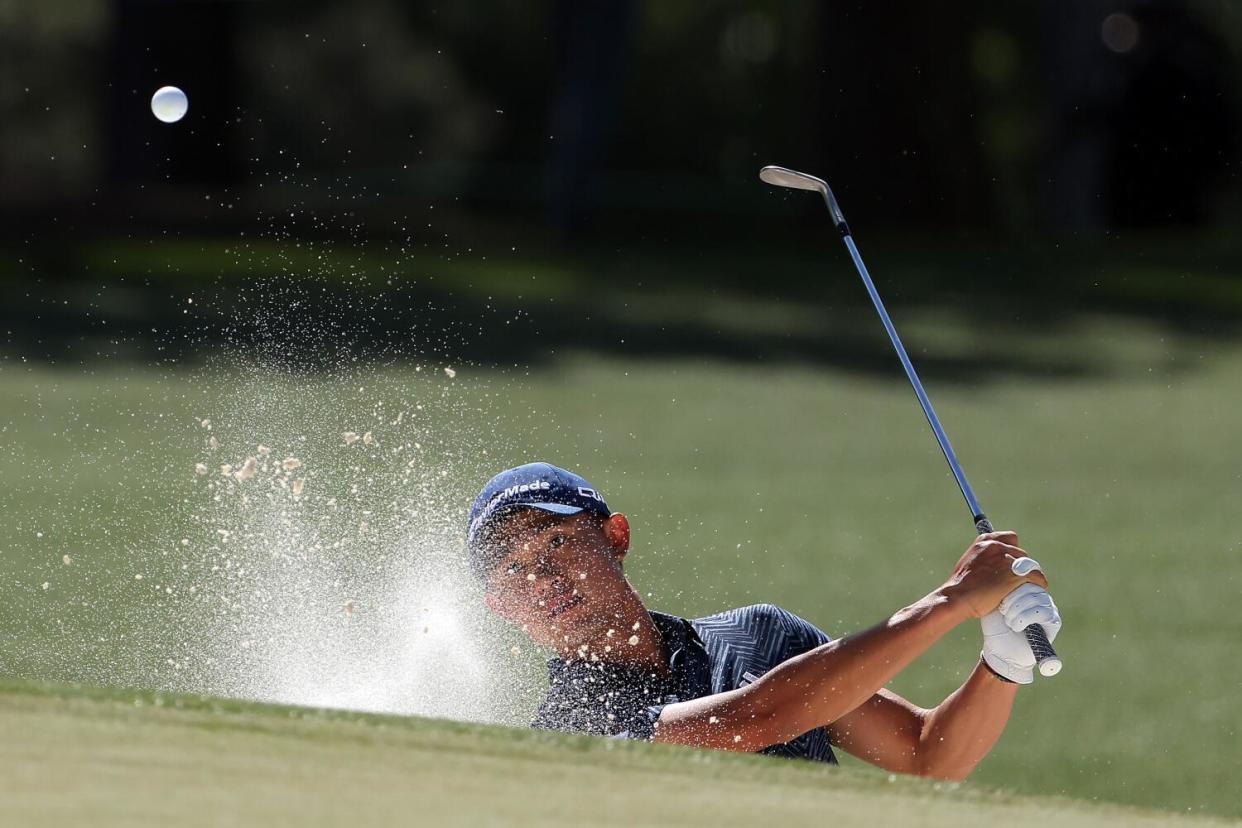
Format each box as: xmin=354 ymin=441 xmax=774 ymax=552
xmin=981 ymin=583 xmax=1062 ymax=685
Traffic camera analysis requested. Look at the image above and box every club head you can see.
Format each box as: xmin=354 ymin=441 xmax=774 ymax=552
xmin=759 ymin=165 xmax=828 ymax=194
xmin=759 ymin=165 xmax=849 ymax=235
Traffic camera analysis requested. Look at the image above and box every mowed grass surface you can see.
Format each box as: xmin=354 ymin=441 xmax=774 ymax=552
xmin=2 ymin=680 xmax=1233 ymax=828
xmin=1 ymin=312 xmax=1240 ymax=819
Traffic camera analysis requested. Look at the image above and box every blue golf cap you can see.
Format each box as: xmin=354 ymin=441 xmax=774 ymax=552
xmin=466 ymin=462 xmax=611 ymax=571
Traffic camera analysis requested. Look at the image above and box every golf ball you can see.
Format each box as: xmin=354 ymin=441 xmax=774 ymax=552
xmin=151 ymin=86 xmax=188 ymax=123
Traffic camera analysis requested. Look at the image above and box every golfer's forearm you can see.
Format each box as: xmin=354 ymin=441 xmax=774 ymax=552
xmin=655 ymin=590 xmax=964 ymax=750
xmin=765 ymin=590 xmax=964 ymax=736
xmin=914 ymin=661 xmax=1017 ymax=780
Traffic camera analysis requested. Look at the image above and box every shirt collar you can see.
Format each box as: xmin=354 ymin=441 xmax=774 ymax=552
xmin=545 ymin=610 xmax=710 ymax=699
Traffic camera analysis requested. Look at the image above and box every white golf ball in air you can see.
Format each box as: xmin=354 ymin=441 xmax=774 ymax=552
xmin=151 ymin=86 xmax=188 ymax=123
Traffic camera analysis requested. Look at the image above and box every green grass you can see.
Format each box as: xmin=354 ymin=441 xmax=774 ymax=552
xmin=2 ymin=679 xmax=1233 ymax=827
xmin=1 ymin=309 xmax=1240 ymax=820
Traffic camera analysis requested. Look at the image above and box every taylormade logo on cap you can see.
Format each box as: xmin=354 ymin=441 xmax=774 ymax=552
xmin=470 ymin=480 xmax=553 ymax=534
xmin=487 ymin=480 xmax=552 ymax=510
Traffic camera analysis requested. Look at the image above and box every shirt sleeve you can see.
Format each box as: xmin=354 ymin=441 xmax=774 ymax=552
xmin=768 ymin=604 xmax=832 ymax=658
xmin=533 ymin=662 xmax=675 ymax=740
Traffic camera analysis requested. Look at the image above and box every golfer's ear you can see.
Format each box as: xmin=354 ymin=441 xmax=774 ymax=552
xmin=603 ymin=512 xmax=630 ymax=558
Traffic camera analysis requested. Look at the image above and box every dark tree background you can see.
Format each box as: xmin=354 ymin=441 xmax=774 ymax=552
xmin=2 ymin=0 xmax=1236 ymax=232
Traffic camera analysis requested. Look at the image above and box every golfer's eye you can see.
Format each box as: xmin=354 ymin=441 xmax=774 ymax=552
xmin=547 ymin=534 xmax=567 ymax=551
xmin=504 ymin=560 xmax=525 ymax=577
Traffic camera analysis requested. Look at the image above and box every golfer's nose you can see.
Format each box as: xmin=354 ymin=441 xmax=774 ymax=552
xmin=534 ymin=555 xmax=560 ymax=579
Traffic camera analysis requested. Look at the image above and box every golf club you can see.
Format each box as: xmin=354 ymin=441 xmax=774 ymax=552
xmin=760 ymin=164 xmax=1062 ymax=678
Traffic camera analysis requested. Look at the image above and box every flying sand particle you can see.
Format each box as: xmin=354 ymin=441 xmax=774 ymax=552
xmin=62 ymin=555 xmax=72 ymax=566
xmin=195 ymin=463 xmax=208 ymax=475
xmin=628 ymin=635 xmax=640 ymax=646
xmin=281 ymin=457 xmax=301 ymax=471
xmin=234 ymin=457 xmax=258 ymax=482
xmin=200 ymin=419 xmax=211 ymax=430
xmin=41 ymin=582 xmax=49 ymax=590
xmin=220 ymin=464 xmax=233 ymax=477
xmin=291 ymin=478 xmax=305 ymax=496
xmin=343 ymin=432 xmax=360 ymax=445
xmin=208 ymin=436 xmax=219 ymax=450
xmin=363 ymin=431 xmax=374 ymax=446
xmin=342 ymin=599 xmax=357 ymax=615
xmin=443 ymin=367 xmax=456 ymax=378
xmin=257 ymin=445 xmax=271 ymax=456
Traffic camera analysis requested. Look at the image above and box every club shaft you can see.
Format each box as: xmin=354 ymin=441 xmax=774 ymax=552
xmin=841 ymin=236 xmax=987 ymax=523
xmin=762 ymin=165 xmax=1060 ymax=675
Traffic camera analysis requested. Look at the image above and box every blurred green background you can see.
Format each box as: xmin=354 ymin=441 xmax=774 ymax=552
xmin=2 ymin=0 xmax=1240 ymax=821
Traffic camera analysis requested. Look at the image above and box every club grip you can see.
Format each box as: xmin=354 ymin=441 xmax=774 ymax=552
xmin=975 ymin=513 xmax=1062 ymax=678
xmin=1024 ymin=623 xmax=1062 ymax=677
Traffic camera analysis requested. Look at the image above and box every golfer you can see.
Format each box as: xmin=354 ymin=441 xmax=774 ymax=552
xmin=467 ymin=462 xmax=1061 ymax=779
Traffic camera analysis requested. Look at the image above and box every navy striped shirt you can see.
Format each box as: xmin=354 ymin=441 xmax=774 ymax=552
xmin=532 ymin=604 xmax=837 ymax=763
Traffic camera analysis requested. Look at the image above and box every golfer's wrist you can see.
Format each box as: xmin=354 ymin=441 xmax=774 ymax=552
xmin=929 ymin=585 xmax=973 ymax=626
xmin=979 ymin=656 xmax=1019 ymax=685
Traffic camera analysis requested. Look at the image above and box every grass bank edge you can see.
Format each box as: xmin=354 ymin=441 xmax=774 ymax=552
xmin=2 ymin=677 xmax=1233 ymax=825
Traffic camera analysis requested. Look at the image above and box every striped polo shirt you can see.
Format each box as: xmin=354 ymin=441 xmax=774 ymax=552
xmin=531 ymin=603 xmax=837 ymax=763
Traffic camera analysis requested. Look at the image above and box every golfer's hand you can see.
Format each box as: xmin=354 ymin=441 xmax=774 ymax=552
xmin=941 ymin=531 xmax=1049 ymax=619
xmin=981 ymin=583 xmax=1063 ymax=684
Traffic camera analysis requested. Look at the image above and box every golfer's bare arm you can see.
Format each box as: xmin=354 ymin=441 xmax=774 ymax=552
xmin=825 ymin=662 xmax=1017 ymax=780
xmin=652 ymin=590 xmax=963 ymax=752
xmin=653 ymin=532 xmax=1043 ymax=779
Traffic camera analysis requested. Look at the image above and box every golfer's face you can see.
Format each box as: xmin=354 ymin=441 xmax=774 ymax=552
xmin=483 ymin=511 xmax=626 ymax=649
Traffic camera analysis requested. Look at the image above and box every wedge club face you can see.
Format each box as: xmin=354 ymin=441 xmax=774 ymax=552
xmin=759 ymin=164 xmax=1062 ymax=677
xmin=759 ymin=165 xmax=826 ymax=192
xmin=759 ymin=165 xmax=849 ymax=234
